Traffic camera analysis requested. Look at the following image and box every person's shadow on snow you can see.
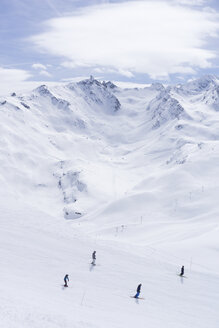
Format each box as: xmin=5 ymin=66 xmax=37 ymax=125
xmin=61 ymin=285 xmax=67 ymax=290
xmin=135 ymin=297 xmax=139 ymax=304
xmin=180 ymin=276 xmax=184 ymax=284
xmin=89 ymin=264 xmax=95 ymax=272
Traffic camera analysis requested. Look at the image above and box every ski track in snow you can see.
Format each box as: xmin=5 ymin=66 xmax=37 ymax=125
xmin=0 ymin=76 xmax=219 ymax=327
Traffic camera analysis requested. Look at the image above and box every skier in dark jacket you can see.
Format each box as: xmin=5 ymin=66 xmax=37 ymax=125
xmin=64 ymin=274 xmax=69 ymax=287
xmin=91 ymin=251 xmax=96 ymax=265
xmin=134 ymin=284 xmax=142 ymax=298
xmin=180 ymin=266 xmax=184 ymax=276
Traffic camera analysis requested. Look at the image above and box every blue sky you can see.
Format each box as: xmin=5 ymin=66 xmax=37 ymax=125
xmin=1 ymin=0 xmax=219 ymax=93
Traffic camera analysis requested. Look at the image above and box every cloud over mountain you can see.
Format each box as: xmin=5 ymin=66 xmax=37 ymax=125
xmin=31 ymin=1 xmax=219 ymax=79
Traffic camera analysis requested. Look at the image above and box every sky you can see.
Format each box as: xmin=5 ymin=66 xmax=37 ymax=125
xmin=1 ymin=0 xmax=219 ymax=94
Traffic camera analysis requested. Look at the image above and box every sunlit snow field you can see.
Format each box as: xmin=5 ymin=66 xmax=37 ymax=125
xmin=0 ymin=76 xmax=218 ymax=327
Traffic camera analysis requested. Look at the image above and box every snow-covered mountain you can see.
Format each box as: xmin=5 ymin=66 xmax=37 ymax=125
xmin=0 ymin=75 xmax=219 ymax=328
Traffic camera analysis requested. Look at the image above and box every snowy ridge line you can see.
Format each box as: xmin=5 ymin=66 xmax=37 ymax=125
xmin=0 ymin=74 xmax=219 ymax=327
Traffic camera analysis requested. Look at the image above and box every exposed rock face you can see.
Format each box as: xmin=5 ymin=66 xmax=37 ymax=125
xmin=147 ymin=90 xmax=184 ymax=128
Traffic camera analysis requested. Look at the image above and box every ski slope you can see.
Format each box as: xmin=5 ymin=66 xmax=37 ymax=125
xmin=0 ymin=76 xmax=219 ymax=327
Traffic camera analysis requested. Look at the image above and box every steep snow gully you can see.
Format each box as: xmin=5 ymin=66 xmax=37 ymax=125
xmin=0 ymin=75 xmax=218 ymax=327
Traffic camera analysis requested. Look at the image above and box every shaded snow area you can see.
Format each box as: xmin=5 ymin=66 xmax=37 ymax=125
xmin=0 ymin=75 xmax=219 ymax=327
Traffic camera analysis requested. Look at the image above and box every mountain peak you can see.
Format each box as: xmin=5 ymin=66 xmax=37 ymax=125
xmin=34 ymin=84 xmax=51 ymax=96
xmin=73 ymin=77 xmax=121 ymax=113
xmin=147 ymin=90 xmax=184 ymax=128
xmin=175 ymin=75 xmax=219 ymax=95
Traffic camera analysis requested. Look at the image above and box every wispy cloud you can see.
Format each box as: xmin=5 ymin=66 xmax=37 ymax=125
xmin=0 ymin=67 xmax=32 ymax=95
xmin=45 ymin=0 xmax=62 ymax=17
xmin=32 ymin=63 xmax=47 ymax=70
xmin=39 ymin=70 xmax=52 ymax=77
xmin=172 ymin=0 xmax=209 ymax=6
xmin=30 ymin=0 xmax=219 ymax=80
xmin=32 ymin=63 xmax=52 ymax=78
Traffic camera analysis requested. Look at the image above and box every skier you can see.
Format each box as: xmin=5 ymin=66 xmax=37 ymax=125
xmin=180 ymin=265 xmax=184 ymax=276
xmin=64 ymin=274 xmax=69 ymax=287
xmin=134 ymin=284 xmax=142 ymax=298
xmin=91 ymin=251 xmax=96 ymax=265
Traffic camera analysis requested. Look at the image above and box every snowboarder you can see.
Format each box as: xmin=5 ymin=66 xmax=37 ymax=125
xmin=64 ymin=274 xmax=69 ymax=287
xmin=134 ymin=284 xmax=142 ymax=298
xmin=91 ymin=251 xmax=96 ymax=265
xmin=180 ymin=266 xmax=184 ymax=276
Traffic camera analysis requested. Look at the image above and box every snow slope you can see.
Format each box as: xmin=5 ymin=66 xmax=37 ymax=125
xmin=0 ymin=75 xmax=219 ymax=327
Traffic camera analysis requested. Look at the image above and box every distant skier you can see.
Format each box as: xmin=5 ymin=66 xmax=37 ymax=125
xmin=64 ymin=274 xmax=69 ymax=287
xmin=134 ymin=284 xmax=142 ymax=298
xmin=91 ymin=251 xmax=96 ymax=265
xmin=180 ymin=266 xmax=184 ymax=276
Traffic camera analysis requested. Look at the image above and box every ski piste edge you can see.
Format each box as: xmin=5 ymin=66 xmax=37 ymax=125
xmin=130 ymin=296 xmax=145 ymax=300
